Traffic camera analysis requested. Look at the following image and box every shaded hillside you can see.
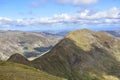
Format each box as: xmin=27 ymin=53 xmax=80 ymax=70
xmin=0 ymin=61 xmax=65 ymax=80
xmin=32 ymin=29 xmax=120 ymax=80
xmin=7 ymin=53 xmax=30 ymax=66
xmin=0 ymin=30 xmax=62 ymax=60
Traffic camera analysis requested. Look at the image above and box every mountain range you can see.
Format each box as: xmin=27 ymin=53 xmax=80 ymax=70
xmin=36 ymin=31 xmax=70 ymax=37
xmin=8 ymin=29 xmax=120 ymax=80
xmin=0 ymin=30 xmax=62 ymax=61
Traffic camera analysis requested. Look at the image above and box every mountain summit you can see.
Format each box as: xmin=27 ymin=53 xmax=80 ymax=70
xmin=32 ymin=29 xmax=120 ymax=80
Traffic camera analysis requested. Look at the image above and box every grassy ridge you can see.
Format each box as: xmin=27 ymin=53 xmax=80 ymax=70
xmin=0 ymin=61 xmax=65 ymax=80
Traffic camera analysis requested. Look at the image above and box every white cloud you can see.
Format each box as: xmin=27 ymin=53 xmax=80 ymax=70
xmin=0 ymin=17 xmax=14 ymax=27
xmin=0 ymin=7 xmax=120 ymax=27
xmin=76 ymin=7 xmax=120 ymax=19
xmin=56 ymin=0 xmax=98 ymax=5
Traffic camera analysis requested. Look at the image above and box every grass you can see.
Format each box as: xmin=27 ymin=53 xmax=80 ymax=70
xmin=0 ymin=61 xmax=65 ymax=80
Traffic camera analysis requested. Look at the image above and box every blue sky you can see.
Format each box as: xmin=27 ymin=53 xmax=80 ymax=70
xmin=0 ymin=0 xmax=120 ymax=31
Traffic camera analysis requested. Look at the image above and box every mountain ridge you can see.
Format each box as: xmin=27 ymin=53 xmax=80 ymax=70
xmin=8 ymin=29 xmax=120 ymax=80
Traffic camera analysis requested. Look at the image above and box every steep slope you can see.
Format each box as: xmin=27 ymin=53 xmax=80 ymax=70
xmin=0 ymin=30 xmax=61 ymax=60
xmin=0 ymin=61 xmax=65 ymax=80
xmin=32 ymin=29 xmax=120 ymax=80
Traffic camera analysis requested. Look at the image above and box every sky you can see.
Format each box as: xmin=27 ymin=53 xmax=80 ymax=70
xmin=0 ymin=0 xmax=120 ymax=31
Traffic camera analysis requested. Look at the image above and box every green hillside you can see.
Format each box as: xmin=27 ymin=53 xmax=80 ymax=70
xmin=0 ymin=61 xmax=65 ymax=80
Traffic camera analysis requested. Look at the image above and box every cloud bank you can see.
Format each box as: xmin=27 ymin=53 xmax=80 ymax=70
xmin=0 ymin=7 xmax=120 ymax=28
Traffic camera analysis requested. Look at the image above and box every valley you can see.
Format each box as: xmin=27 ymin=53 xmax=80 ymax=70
xmin=0 ymin=30 xmax=62 ymax=61
xmin=0 ymin=0 xmax=120 ymax=80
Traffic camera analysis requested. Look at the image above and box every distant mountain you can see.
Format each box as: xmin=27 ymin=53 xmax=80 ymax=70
xmin=33 ymin=30 xmax=70 ymax=37
xmin=0 ymin=30 xmax=62 ymax=60
xmin=0 ymin=61 xmax=65 ymax=80
xmin=31 ymin=29 xmax=120 ymax=80
xmin=106 ymin=30 xmax=120 ymax=37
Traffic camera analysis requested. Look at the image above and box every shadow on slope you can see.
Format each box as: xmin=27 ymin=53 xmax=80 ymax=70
xmin=32 ymin=38 xmax=120 ymax=80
